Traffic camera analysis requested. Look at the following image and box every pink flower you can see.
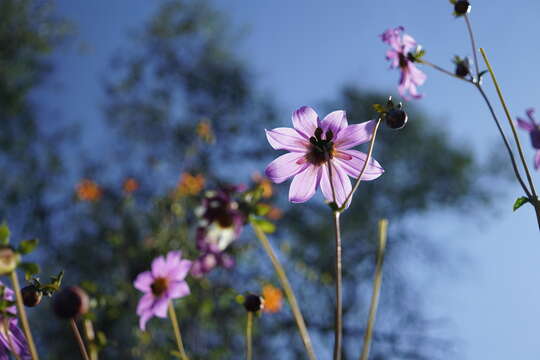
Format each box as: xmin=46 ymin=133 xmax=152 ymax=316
xmin=134 ymin=251 xmax=192 ymax=330
xmin=0 ymin=281 xmax=30 ymax=360
xmin=517 ymin=108 xmax=540 ymax=169
xmin=264 ymin=106 xmax=384 ymax=208
xmin=381 ymin=26 xmax=426 ymax=100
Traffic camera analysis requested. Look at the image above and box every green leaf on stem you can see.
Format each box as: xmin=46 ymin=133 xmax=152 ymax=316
xmin=0 ymin=223 xmax=10 ymax=246
xmin=513 ymin=196 xmax=530 ymax=211
xmin=251 ymin=218 xmax=276 ymax=233
xmin=18 ymin=238 xmax=39 ymax=255
xmin=19 ymin=262 xmax=40 ymax=280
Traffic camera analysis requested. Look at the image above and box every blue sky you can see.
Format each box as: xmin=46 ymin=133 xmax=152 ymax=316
xmin=50 ymin=1 xmax=540 ymax=358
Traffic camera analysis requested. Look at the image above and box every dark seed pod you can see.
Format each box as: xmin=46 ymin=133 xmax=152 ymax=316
xmin=385 ymin=109 xmax=408 ymax=130
xmin=454 ymin=1 xmax=471 ymax=16
xmin=455 ymin=61 xmax=470 ymax=78
xmin=243 ymin=293 xmax=264 ymax=312
xmin=21 ymin=285 xmax=42 ymax=307
xmin=52 ymin=286 xmax=89 ymax=319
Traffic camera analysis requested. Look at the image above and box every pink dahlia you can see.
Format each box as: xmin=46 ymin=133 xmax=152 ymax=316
xmin=517 ymin=108 xmax=540 ymax=169
xmin=264 ymin=106 xmax=384 ymax=208
xmin=134 ymin=251 xmax=192 ymax=330
xmin=381 ymin=26 xmax=426 ymax=100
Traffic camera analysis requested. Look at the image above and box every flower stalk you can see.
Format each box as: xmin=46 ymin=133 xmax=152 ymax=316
xmin=332 ymin=210 xmax=343 ymax=360
xmin=70 ymin=319 xmax=90 ymax=360
xmin=250 ymin=221 xmax=317 ymax=360
xmin=168 ymin=302 xmax=189 ymax=360
xmin=9 ymin=271 xmax=39 ymax=360
xmin=359 ymin=219 xmax=388 ymax=360
xmin=245 ymin=311 xmax=253 ymax=360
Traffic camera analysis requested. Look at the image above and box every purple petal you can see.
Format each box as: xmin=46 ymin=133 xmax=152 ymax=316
xmin=517 ymin=117 xmax=534 ymax=132
xmin=151 ymin=255 xmax=167 ymax=278
xmin=526 ymin=108 xmax=536 ymax=123
xmin=139 ymin=310 xmax=153 ymax=331
xmin=320 ymin=162 xmax=352 ymax=208
xmin=334 ymin=150 xmax=384 ymax=180
xmin=402 ymin=34 xmax=417 ymax=53
xmin=288 ymin=165 xmax=321 ymax=203
xmin=137 ymin=293 xmax=155 ymax=315
xmin=292 ymin=106 xmax=319 ymax=138
xmin=265 ymin=128 xmax=309 ymax=152
xmin=265 ymin=152 xmax=309 ymax=184
xmin=334 ymin=120 xmax=376 ymax=150
xmin=168 ymin=259 xmax=192 ymax=281
xmin=535 ymin=151 xmax=540 ymax=170
xmin=320 ymin=110 xmax=348 ymax=136
xmin=168 ymin=281 xmax=190 ymax=299
xmin=153 ymin=297 xmax=169 ymax=318
xmin=134 ymin=271 xmax=154 ymax=292
xmin=409 ymin=63 xmax=427 ymax=86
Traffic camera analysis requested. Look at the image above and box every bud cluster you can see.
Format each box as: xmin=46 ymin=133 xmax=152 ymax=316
xmin=373 ymin=97 xmax=408 ymax=130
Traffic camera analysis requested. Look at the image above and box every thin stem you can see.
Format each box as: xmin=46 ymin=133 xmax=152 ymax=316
xmin=479 ymin=48 xmax=538 ymax=199
xmin=70 ymin=319 xmax=90 ymax=360
xmin=245 ymin=311 xmax=253 ymax=360
xmin=9 ymin=271 xmax=39 ymax=360
xmin=332 ymin=211 xmax=342 ymax=360
xmin=464 ymin=14 xmax=480 ymax=77
xmin=250 ymin=222 xmax=318 ymax=360
xmin=340 ymin=119 xmax=383 ymax=211
xmin=417 ymin=59 xmax=472 ymax=83
xmin=3 ymin=313 xmax=21 ymax=360
xmin=168 ymin=302 xmax=189 ymax=360
xmin=83 ymin=319 xmax=98 ymax=360
xmin=359 ymin=219 xmax=388 ymax=360
xmin=328 ymin=163 xmax=337 ymax=204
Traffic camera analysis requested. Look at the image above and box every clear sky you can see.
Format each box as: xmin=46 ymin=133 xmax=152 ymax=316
xmin=50 ymin=1 xmax=540 ymax=359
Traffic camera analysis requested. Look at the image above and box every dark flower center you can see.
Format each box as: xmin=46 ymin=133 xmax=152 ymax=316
xmin=216 ymin=212 xmax=234 ymax=228
xmin=307 ymin=127 xmax=335 ymax=166
xmin=151 ymin=277 xmax=169 ymax=296
xmin=398 ymin=52 xmax=409 ymax=68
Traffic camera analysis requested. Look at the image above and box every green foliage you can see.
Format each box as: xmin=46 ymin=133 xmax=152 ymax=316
xmin=0 ymin=223 xmax=10 ymax=245
xmin=513 ymin=196 xmax=529 ymax=211
xmin=17 ymin=238 xmax=38 ymax=255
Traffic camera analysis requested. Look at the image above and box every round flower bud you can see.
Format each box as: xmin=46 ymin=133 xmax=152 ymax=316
xmin=455 ymin=61 xmax=470 ymax=78
xmin=21 ymin=285 xmax=42 ymax=307
xmin=243 ymin=293 xmax=264 ymax=312
xmin=385 ymin=109 xmax=408 ymax=130
xmin=52 ymin=286 xmax=89 ymax=319
xmin=454 ymin=1 xmax=471 ymax=16
xmin=0 ymin=247 xmax=19 ymax=275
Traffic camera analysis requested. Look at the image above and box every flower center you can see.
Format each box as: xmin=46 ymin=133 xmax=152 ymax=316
xmin=151 ymin=277 xmax=169 ymax=296
xmin=216 ymin=212 xmax=234 ymax=228
xmin=306 ymin=127 xmax=335 ymax=166
xmin=398 ymin=52 xmax=408 ymax=68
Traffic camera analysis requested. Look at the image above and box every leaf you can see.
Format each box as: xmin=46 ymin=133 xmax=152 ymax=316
xmin=255 ymin=203 xmax=271 ymax=216
xmin=513 ymin=196 xmax=530 ymax=211
xmin=19 ymin=262 xmax=40 ymax=281
xmin=18 ymin=238 xmax=39 ymax=255
xmin=478 ymin=70 xmax=488 ymax=79
xmin=252 ymin=218 xmax=276 ymax=233
xmin=372 ymin=104 xmax=385 ymax=113
xmin=0 ymin=223 xmax=10 ymax=246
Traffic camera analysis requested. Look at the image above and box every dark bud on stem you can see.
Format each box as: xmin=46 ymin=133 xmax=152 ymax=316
xmin=52 ymin=286 xmax=89 ymax=319
xmin=385 ymin=109 xmax=408 ymax=130
xmin=455 ymin=61 xmax=470 ymax=78
xmin=243 ymin=293 xmax=264 ymax=312
xmin=21 ymin=285 xmax=42 ymax=307
xmin=454 ymin=1 xmax=471 ymax=16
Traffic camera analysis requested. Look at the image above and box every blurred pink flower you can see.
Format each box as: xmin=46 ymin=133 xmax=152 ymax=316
xmin=381 ymin=26 xmax=426 ymax=100
xmin=0 ymin=281 xmax=30 ymax=359
xmin=517 ymin=108 xmax=540 ymax=169
xmin=134 ymin=251 xmax=192 ymax=330
xmin=264 ymin=106 xmax=384 ymax=208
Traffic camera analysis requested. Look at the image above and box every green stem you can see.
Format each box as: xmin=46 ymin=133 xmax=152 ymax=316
xmin=246 ymin=311 xmax=253 ymax=360
xmin=83 ymin=318 xmax=98 ymax=360
xmin=9 ymin=271 xmax=39 ymax=360
xmin=250 ymin=222 xmax=318 ymax=360
xmin=168 ymin=302 xmax=189 ymax=360
xmin=479 ymin=48 xmax=538 ymax=200
xmin=464 ymin=14 xmax=480 ymax=77
xmin=417 ymin=59 xmax=472 ymax=83
xmin=332 ymin=211 xmax=343 ymax=360
xmin=359 ymin=219 xmax=388 ymax=360
xmin=70 ymin=319 xmax=90 ymax=360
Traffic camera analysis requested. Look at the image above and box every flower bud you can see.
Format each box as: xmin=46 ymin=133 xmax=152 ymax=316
xmin=385 ymin=109 xmax=408 ymax=130
xmin=454 ymin=1 xmax=471 ymax=16
xmin=0 ymin=247 xmax=19 ymax=275
xmin=243 ymin=293 xmax=264 ymax=312
xmin=52 ymin=286 xmax=89 ymax=319
xmin=21 ymin=285 xmax=42 ymax=307
xmin=455 ymin=60 xmax=470 ymax=78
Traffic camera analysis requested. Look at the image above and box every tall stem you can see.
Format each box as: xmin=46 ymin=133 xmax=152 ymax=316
xmin=359 ymin=219 xmax=388 ymax=360
xmin=83 ymin=319 xmax=98 ymax=360
xmin=340 ymin=119 xmax=383 ymax=211
xmin=70 ymin=319 xmax=90 ymax=360
xmin=168 ymin=302 xmax=189 ymax=360
xmin=245 ymin=312 xmax=253 ymax=360
xmin=9 ymin=271 xmax=39 ymax=360
xmin=332 ymin=211 xmax=343 ymax=360
xmin=250 ymin=222 xmax=318 ymax=360
xmin=464 ymin=14 xmax=480 ymax=77
xmin=479 ymin=48 xmax=538 ymax=199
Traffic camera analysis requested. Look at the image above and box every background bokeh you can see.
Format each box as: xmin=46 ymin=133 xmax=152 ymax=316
xmin=2 ymin=0 xmax=539 ymax=359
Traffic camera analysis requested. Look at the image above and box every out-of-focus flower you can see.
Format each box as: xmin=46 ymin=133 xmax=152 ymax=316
xmin=262 ymin=284 xmax=283 ymax=313
xmin=76 ymin=179 xmax=102 ymax=202
xmin=264 ymin=106 xmax=384 ymax=208
xmin=134 ymin=251 xmax=191 ymax=330
xmin=191 ymin=187 xmax=246 ymax=277
xmin=517 ymin=108 xmax=540 ymax=169
xmin=123 ymin=178 xmax=139 ymax=194
xmin=196 ymin=119 xmax=215 ymax=144
xmin=53 ymin=286 xmax=89 ymax=319
xmin=176 ymin=173 xmax=205 ymax=197
xmin=381 ymin=26 xmax=426 ymax=100
xmin=252 ymin=172 xmax=273 ymax=198
xmin=0 ymin=281 xmax=31 ymax=359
